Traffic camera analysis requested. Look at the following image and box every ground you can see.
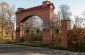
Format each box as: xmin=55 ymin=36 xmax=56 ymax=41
xmin=0 ymin=44 xmax=84 ymax=55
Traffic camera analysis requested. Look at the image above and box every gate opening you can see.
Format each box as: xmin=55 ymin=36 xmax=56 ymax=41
xmin=23 ymin=16 xmax=43 ymax=45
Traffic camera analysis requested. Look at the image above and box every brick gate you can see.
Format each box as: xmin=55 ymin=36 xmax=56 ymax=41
xmin=16 ymin=1 xmax=71 ymax=48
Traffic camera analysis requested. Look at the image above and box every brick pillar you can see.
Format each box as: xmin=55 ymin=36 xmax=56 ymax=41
xmin=16 ymin=32 xmax=20 ymax=42
xmin=42 ymin=21 xmax=53 ymax=45
xmin=16 ymin=24 xmax=20 ymax=42
xmin=16 ymin=23 xmax=24 ymax=42
xmin=61 ymin=20 xmax=71 ymax=48
xmin=20 ymin=23 xmax=24 ymax=41
xmin=42 ymin=29 xmax=52 ymax=45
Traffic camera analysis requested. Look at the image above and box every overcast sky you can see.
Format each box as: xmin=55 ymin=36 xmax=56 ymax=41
xmin=0 ymin=0 xmax=85 ymax=17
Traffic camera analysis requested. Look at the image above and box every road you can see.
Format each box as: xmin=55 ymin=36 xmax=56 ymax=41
xmin=0 ymin=44 xmax=85 ymax=55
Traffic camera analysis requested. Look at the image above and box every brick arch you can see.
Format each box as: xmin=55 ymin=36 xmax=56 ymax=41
xmin=16 ymin=1 xmax=55 ymax=45
xmin=21 ymin=15 xmax=44 ymax=23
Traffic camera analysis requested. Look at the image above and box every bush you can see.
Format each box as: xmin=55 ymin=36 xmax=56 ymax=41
xmin=0 ymin=40 xmax=16 ymax=44
xmin=17 ymin=41 xmax=42 ymax=47
xmin=68 ymin=28 xmax=85 ymax=52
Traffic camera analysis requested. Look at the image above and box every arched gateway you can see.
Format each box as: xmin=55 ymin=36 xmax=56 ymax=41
xmin=16 ymin=1 xmax=55 ymax=45
xmin=16 ymin=1 xmax=71 ymax=47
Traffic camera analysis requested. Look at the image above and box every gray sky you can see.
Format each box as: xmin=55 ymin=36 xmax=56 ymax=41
xmin=0 ymin=0 xmax=85 ymax=17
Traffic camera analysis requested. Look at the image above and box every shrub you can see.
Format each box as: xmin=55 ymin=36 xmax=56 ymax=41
xmin=68 ymin=28 xmax=85 ymax=52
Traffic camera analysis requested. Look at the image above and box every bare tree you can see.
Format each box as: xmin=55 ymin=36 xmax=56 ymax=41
xmin=58 ymin=4 xmax=72 ymax=20
xmin=53 ymin=14 xmax=60 ymax=30
xmin=74 ymin=16 xmax=85 ymax=28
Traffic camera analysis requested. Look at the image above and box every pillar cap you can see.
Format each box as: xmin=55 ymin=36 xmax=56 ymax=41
xmin=42 ymin=1 xmax=51 ymax=4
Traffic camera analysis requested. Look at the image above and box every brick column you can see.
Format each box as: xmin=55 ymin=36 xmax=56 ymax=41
xmin=42 ymin=21 xmax=53 ymax=45
xmin=20 ymin=23 xmax=24 ymax=41
xmin=16 ymin=24 xmax=20 ymax=42
xmin=42 ymin=29 xmax=52 ymax=45
xmin=16 ymin=23 xmax=24 ymax=42
xmin=61 ymin=20 xmax=71 ymax=48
